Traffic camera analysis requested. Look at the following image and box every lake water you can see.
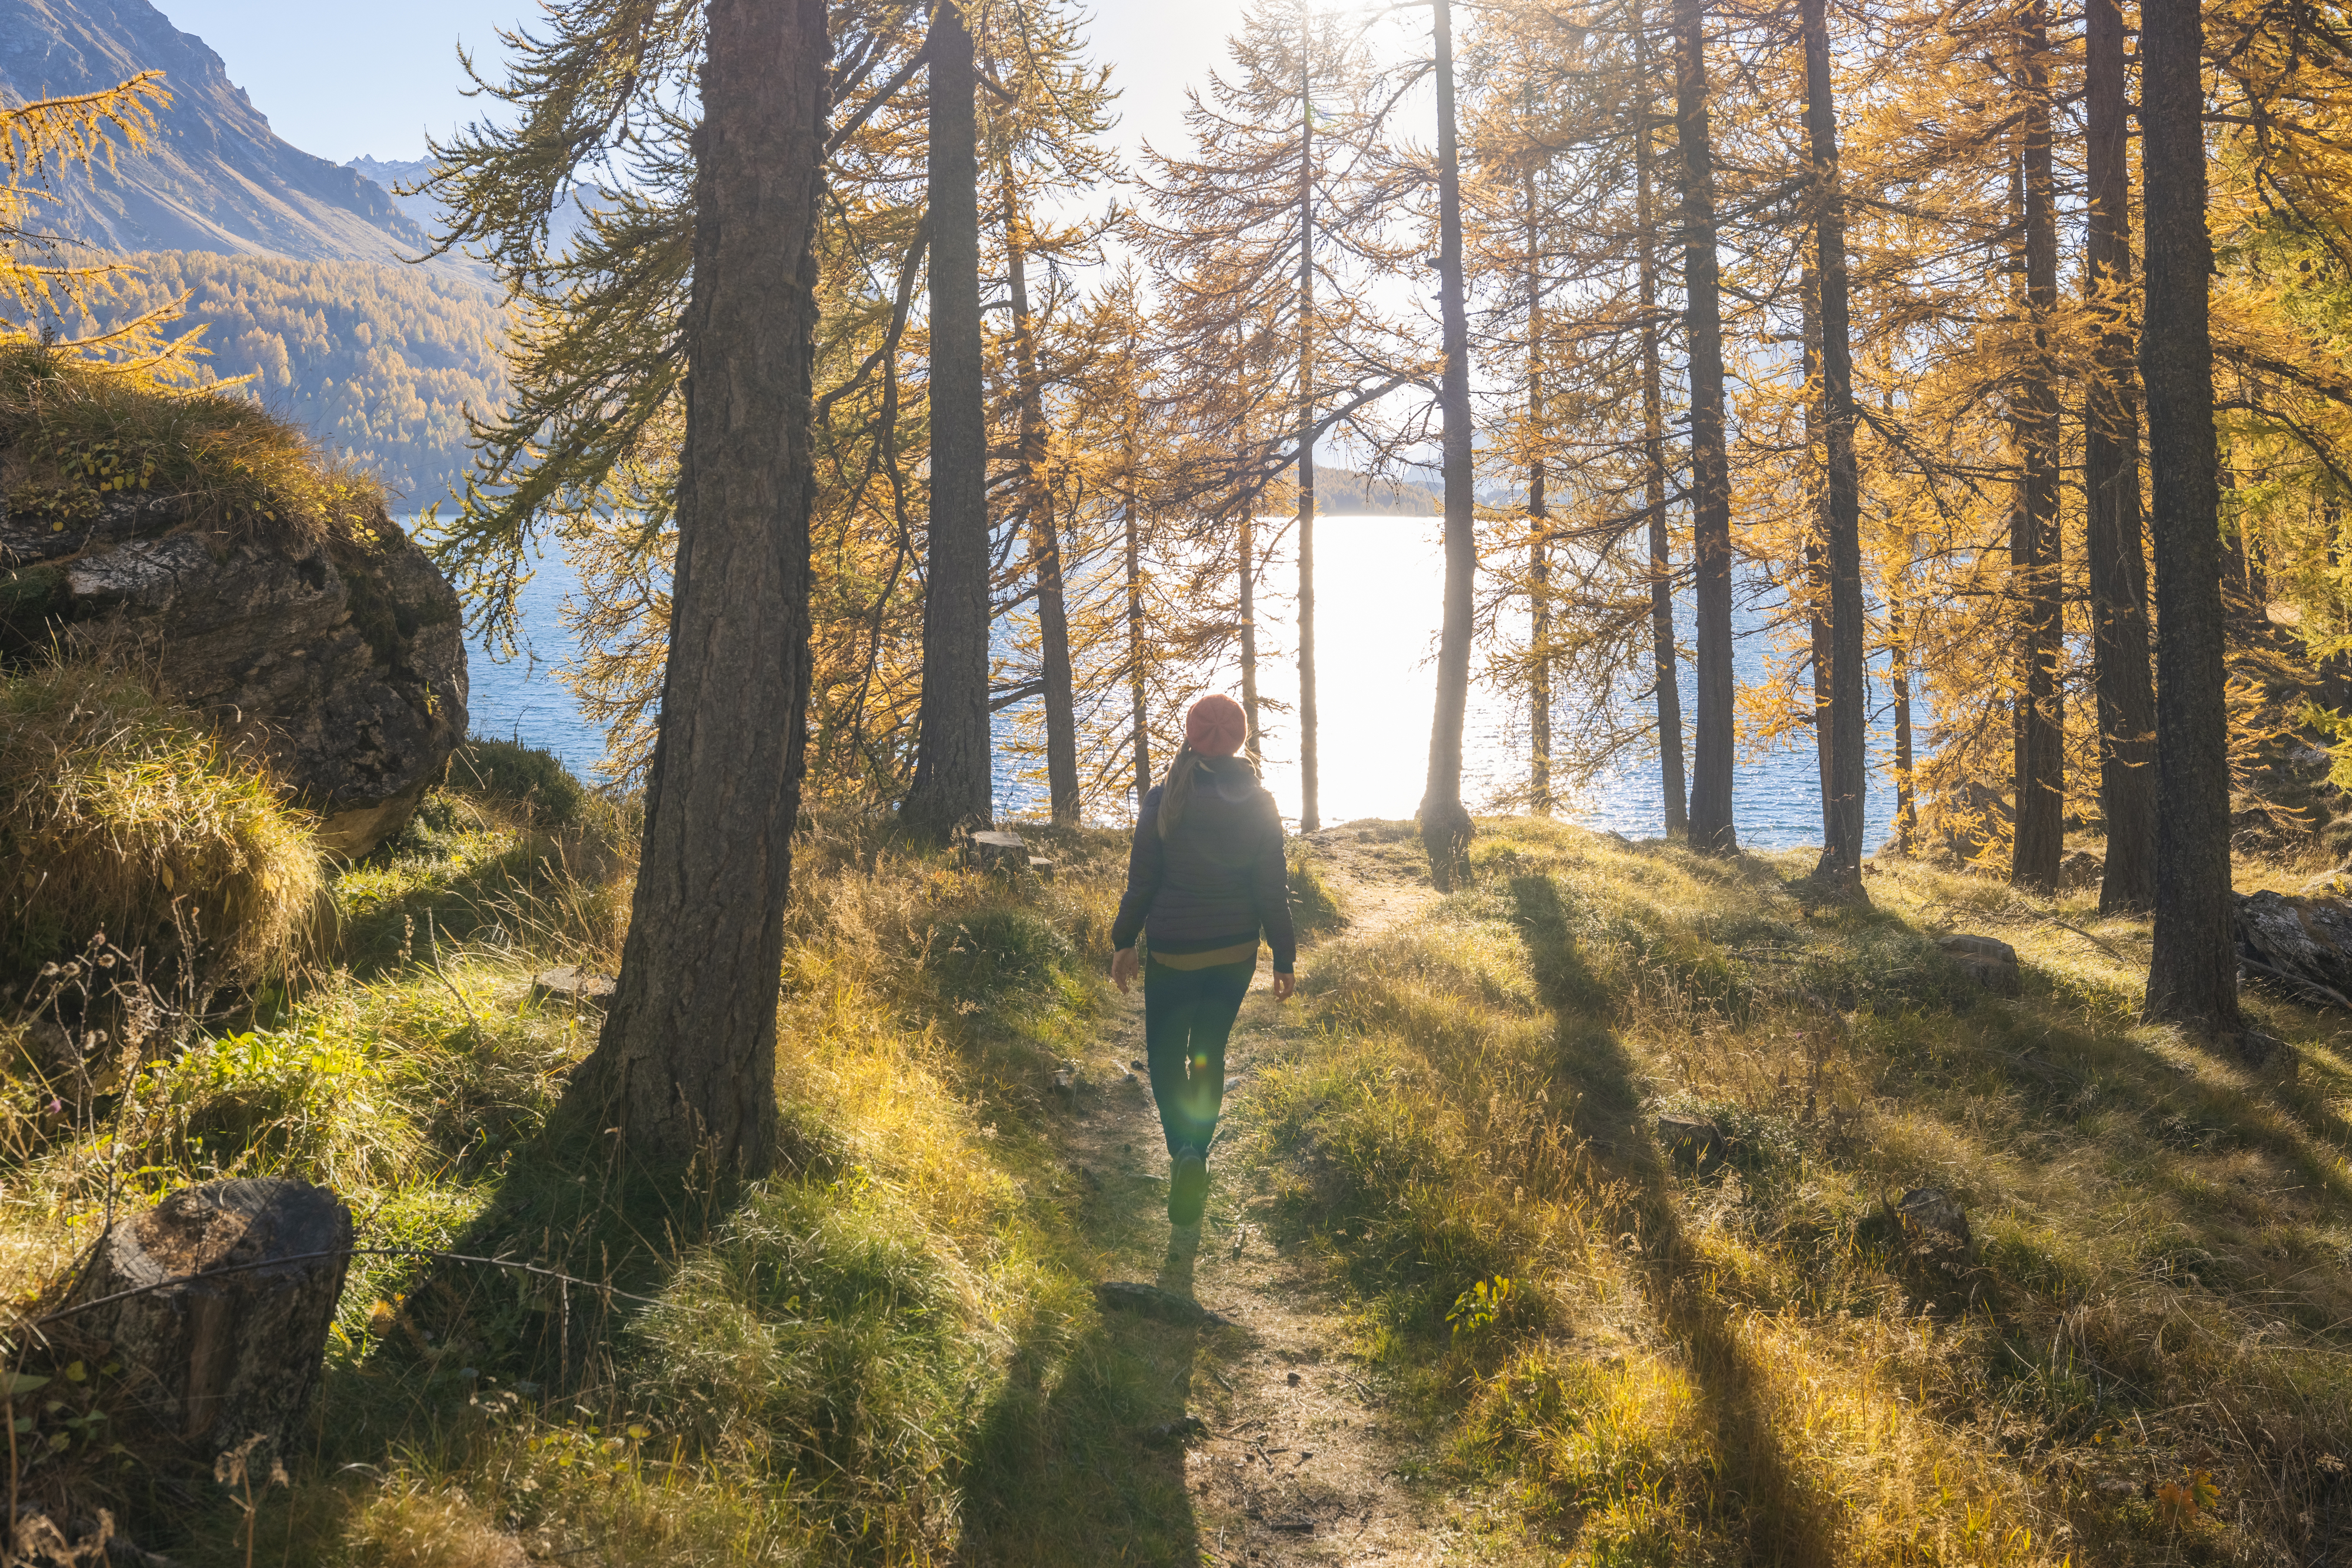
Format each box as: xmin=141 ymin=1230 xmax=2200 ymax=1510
xmin=450 ymin=516 xmax=1897 ymax=851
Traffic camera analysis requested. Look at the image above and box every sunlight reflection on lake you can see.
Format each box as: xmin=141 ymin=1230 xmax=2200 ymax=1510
xmin=441 ymin=516 xmax=1896 ymax=851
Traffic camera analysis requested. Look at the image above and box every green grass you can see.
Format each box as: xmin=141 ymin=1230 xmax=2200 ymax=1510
xmin=1238 ymin=817 xmax=2352 ymax=1566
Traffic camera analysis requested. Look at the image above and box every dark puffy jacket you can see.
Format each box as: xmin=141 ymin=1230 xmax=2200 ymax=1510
xmin=1110 ymin=757 xmax=1297 ymax=972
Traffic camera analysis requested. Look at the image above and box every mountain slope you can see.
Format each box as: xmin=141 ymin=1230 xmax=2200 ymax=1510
xmin=0 ymin=0 xmax=466 ymax=271
xmin=349 ymin=155 xmax=594 ymax=256
xmin=94 ymin=250 xmax=510 ymax=502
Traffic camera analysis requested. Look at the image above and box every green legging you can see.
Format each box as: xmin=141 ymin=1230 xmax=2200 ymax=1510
xmin=1143 ymin=953 xmax=1257 ymax=1157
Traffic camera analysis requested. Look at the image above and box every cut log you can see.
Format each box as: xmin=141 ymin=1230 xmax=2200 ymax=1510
xmin=2234 ymin=890 xmax=2352 ymax=1010
xmin=61 ymin=1179 xmax=351 ymax=1459
xmin=970 ymin=830 xmax=1028 ymax=873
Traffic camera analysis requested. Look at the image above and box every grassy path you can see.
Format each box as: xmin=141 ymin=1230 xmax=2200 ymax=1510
xmin=1007 ymin=827 xmax=1494 ymax=1566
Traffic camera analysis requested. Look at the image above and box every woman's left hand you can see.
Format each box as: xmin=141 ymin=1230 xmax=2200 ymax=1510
xmin=1271 ymin=973 xmax=1296 ymax=1001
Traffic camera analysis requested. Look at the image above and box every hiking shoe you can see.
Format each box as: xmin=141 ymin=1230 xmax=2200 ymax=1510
xmin=1168 ymin=1152 xmax=1210 ymax=1227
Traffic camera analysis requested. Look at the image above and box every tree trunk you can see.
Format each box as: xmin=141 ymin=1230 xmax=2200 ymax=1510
xmin=1297 ymin=26 xmax=1321 ymax=833
xmin=1803 ymin=0 xmax=1868 ymax=897
xmin=1418 ymin=0 xmax=1476 ymax=888
xmin=1000 ymin=163 xmax=1079 ymax=825
xmin=1526 ymin=166 xmax=1553 ymax=817
xmin=1124 ymin=421 xmax=1151 ymax=803
xmin=2012 ymin=0 xmax=2064 ymax=894
xmin=1675 ymin=0 xmax=1737 ymax=854
xmin=2086 ymin=0 xmax=2157 ymax=912
xmin=1632 ymin=28 xmax=1688 ymax=838
xmin=1802 ymin=266 xmax=1832 ymax=820
xmin=583 ymin=0 xmax=824 ymax=1173
xmin=2141 ymin=0 xmax=2241 ymax=1032
xmin=1890 ymin=587 xmax=1916 ymax=854
xmin=1238 ymin=510 xmax=1261 ymax=763
xmin=63 ymin=1179 xmax=351 ymax=1459
xmin=901 ymin=0 xmax=993 ymax=840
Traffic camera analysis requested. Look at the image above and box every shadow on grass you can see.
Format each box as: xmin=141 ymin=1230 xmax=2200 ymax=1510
xmin=957 ymin=1228 xmax=1206 ymax=1566
xmin=1508 ymin=871 xmax=1841 ymax=1567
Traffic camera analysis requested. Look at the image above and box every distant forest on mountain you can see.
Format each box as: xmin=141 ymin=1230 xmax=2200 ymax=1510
xmin=97 ymin=251 xmax=510 ymax=503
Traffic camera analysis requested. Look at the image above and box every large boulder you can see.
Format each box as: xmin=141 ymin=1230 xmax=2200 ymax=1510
xmin=0 ymin=494 xmax=466 ymax=854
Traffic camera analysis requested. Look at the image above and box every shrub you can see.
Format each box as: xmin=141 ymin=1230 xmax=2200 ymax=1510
xmin=921 ymin=905 xmax=1072 ymax=1006
xmin=447 ymin=738 xmax=591 ymax=828
xmin=0 ymin=661 xmax=320 ymax=992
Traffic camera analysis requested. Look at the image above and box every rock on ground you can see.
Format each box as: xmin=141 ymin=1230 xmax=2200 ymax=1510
xmin=0 ymin=496 xmax=466 ymax=854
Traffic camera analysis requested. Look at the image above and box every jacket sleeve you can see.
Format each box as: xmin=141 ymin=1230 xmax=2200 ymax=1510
xmin=1254 ymin=800 xmax=1297 ymax=973
xmin=1110 ymin=788 xmax=1165 ymax=952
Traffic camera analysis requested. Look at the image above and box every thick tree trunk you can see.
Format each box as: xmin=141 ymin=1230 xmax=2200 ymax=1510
xmin=1297 ymin=31 xmax=1321 ymax=833
xmin=2012 ymin=0 xmax=2064 ymax=894
xmin=583 ymin=0 xmax=824 ymax=1173
xmin=2141 ymin=0 xmax=2242 ymax=1032
xmin=64 ymin=1179 xmax=351 ymax=1459
xmin=1000 ymin=168 xmax=1078 ymax=825
xmin=901 ymin=0 xmax=993 ymax=839
xmin=1675 ymin=0 xmax=1737 ymax=854
xmin=2086 ymin=0 xmax=2157 ymax=912
xmin=1418 ymin=0 xmax=1476 ymax=888
xmin=1803 ymin=0 xmax=1868 ymax=897
xmin=1632 ymin=38 xmax=1687 ymax=838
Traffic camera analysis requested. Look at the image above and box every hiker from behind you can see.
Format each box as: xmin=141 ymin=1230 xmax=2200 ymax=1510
xmin=1110 ymin=694 xmax=1297 ymax=1229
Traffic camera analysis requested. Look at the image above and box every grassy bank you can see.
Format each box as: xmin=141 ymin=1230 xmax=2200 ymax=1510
xmin=1245 ymin=817 xmax=2352 ymax=1566
xmin=0 ymin=698 xmax=1246 ymax=1563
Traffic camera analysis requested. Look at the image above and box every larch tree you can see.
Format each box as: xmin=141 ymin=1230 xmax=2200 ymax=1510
xmin=580 ymin=0 xmax=830 ymax=1172
xmin=2141 ymin=0 xmax=2243 ymax=1034
xmin=901 ymin=0 xmax=995 ymax=840
xmin=1674 ymin=0 xmax=1738 ymax=853
xmin=2083 ymin=0 xmax=2156 ymax=912
xmin=1415 ymin=0 xmax=1479 ymax=889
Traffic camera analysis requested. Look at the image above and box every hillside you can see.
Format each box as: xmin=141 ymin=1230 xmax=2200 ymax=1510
xmin=0 ymin=0 xmax=472 ymax=273
xmin=101 ymin=249 xmax=509 ymax=502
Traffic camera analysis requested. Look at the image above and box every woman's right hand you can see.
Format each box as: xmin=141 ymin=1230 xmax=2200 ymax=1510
xmin=1111 ymin=947 xmax=1140 ymax=994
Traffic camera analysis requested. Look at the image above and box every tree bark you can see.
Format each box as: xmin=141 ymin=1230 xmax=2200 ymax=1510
xmin=2086 ymin=0 xmax=2157 ymax=912
xmin=1000 ymin=163 xmax=1078 ymax=825
xmin=901 ymin=0 xmax=993 ymax=840
xmin=2141 ymin=0 xmax=2241 ymax=1031
xmin=1526 ymin=166 xmax=1553 ymax=817
xmin=1675 ymin=0 xmax=1737 ymax=854
xmin=1633 ymin=25 xmax=1688 ymax=838
xmin=1297 ymin=25 xmax=1321 ymax=833
xmin=1890 ymin=586 xmax=1916 ymax=854
xmin=1803 ymin=0 xmax=1867 ymax=896
xmin=1239 ymin=510 xmax=1262 ymax=763
xmin=2012 ymin=0 xmax=2064 ymax=894
xmin=1124 ymin=419 xmax=1151 ymax=803
xmin=1418 ymin=0 xmax=1476 ymax=888
xmin=582 ymin=0 xmax=824 ymax=1174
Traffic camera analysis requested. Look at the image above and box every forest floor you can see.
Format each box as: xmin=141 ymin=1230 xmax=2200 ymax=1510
xmin=5 ymin=741 xmax=2351 ymax=1567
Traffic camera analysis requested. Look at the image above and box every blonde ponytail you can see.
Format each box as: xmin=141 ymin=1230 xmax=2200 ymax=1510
xmin=1157 ymin=744 xmax=1202 ymax=839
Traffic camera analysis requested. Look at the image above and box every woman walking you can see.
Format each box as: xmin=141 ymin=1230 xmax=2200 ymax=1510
xmin=1110 ymin=694 xmax=1296 ymax=1228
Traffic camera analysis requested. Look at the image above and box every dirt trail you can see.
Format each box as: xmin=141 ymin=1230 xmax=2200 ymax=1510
xmin=1057 ymin=825 xmax=1473 ymax=1565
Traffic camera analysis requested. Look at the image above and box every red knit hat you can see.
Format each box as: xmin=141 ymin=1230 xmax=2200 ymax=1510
xmin=1185 ymin=694 xmax=1247 ymax=757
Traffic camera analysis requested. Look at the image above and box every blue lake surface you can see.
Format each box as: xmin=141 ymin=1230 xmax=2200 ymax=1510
xmin=441 ymin=517 xmax=1897 ymax=851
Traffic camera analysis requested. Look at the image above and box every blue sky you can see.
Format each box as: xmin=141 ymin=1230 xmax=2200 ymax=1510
xmin=160 ymin=0 xmax=1250 ymax=169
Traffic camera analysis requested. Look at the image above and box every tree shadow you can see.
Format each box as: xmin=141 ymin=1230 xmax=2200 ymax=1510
xmin=957 ymin=1227 xmax=1212 ymax=1566
xmin=1507 ymin=871 xmax=1841 ymax=1566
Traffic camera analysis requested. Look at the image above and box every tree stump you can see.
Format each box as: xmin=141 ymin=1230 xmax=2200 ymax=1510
xmin=970 ymin=830 xmax=1028 ymax=874
xmin=63 ymin=1179 xmax=351 ymax=1459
